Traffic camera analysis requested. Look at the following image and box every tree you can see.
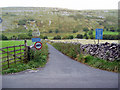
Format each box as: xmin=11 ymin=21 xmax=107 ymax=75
xmin=11 ymin=35 xmax=17 ymax=40
xmin=83 ymin=27 xmax=89 ymax=32
xmin=28 ymin=30 xmax=32 ymax=37
xmin=85 ymin=35 xmax=89 ymax=39
xmin=90 ymin=35 xmax=94 ymax=39
xmin=43 ymin=36 xmax=48 ymax=39
xmin=88 ymin=31 xmax=93 ymax=36
xmin=106 ymin=28 xmax=109 ymax=31
xmin=84 ymin=33 xmax=89 ymax=39
xmin=68 ymin=35 xmax=73 ymax=39
xmin=91 ymin=29 xmax=94 ymax=31
xmin=73 ymin=30 xmax=78 ymax=33
xmin=76 ymin=34 xmax=83 ymax=39
xmin=53 ymin=35 xmax=61 ymax=40
xmin=49 ymin=30 xmax=53 ymax=33
xmin=55 ymin=29 xmax=59 ymax=33
xmin=0 ymin=34 xmax=8 ymax=40
xmin=18 ymin=34 xmax=30 ymax=39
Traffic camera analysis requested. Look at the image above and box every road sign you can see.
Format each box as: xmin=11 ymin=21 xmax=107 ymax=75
xmin=32 ymin=38 xmax=41 ymax=42
xmin=95 ymin=28 xmax=103 ymax=39
xmin=34 ymin=42 xmax=42 ymax=50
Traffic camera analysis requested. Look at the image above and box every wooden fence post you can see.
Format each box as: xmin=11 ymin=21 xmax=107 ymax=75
xmin=27 ymin=46 xmax=30 ymax=61
xmin=20 ymin=45 xmax=22 ymax=63
xmin=14 ymin=46 xmax=16 ymax=64
xmin=7 ymin=47 xmax=9 ymax=68
xmin=24 ymin=39 xmax=27 ymax=63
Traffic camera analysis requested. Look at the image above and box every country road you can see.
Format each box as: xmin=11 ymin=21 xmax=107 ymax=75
xmin=2 ymin=43 xmax=118 ymax=88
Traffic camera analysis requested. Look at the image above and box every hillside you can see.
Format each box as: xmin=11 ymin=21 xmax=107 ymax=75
xmin=0 ymin=7 xmax=118 ymax=38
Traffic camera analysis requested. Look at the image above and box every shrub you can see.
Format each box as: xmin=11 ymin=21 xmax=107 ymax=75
xmin=55 ymin=29 xmax=59 ymax=33
xmin=49 ymin=30 xmax=53 ymax=33
xmin=90 ymin=35 xmax=94 ymax=39
xmin=73 ymin=30 xmax=78 ymax=33
xmin=84 ymin=33 xmax=89 ymax=39
xmin=53 ymin=35 xmax=61 ymax=40
xmin=103 ymin=35 xmax=119 ymax=40
xmin=10 ymin=35 xmax=17 ymax=40
xmin=76 ymin=34 xmax=83 ymax=39
xmin=67 ymin=35 xmax=74 ymax=39
xmin=18 ymin=19 xmax=26 ymax=25
xmin=28 ymin=30 xmax=32 ymax=37
xmin=88 ymin=31 xmax=93 ymax=36
xmin=18 ymin=34 xmax=30 ymax=39
xmin=43 ymin=36 xmax=48 ymax=39
xmin=83 ymin=27 xmax=89 ymax=32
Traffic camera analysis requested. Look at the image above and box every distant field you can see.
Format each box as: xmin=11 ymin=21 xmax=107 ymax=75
xmin=50 ymin=39 xmax=119 ymax=44
xmin=93 ymin=31 xmax=119 ymax=36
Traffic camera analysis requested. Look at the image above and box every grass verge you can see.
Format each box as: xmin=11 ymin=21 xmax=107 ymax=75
xmin=51 ymin=42 xmax=120 ymax=73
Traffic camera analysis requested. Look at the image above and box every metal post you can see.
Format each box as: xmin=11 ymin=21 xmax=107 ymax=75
xmin=98 ymin=39 xmax=99 ymax=44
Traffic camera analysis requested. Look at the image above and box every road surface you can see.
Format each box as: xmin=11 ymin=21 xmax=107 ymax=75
xmin=2 ymin=44 xmax=118 ymax=88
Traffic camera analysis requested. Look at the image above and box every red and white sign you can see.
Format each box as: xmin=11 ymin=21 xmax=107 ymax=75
xmin=34 ymin=42 xmax=42 ymax=50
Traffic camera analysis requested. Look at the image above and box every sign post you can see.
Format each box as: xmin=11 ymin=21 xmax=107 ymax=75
xmin=95 ymin=28 xmax=103 ymax=44
xmin=32 ymin=29 xmax=43 ymax=50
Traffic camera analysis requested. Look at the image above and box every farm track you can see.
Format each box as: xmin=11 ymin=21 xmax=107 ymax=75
xmin=2 ymin=43 xmax=118 ymax=88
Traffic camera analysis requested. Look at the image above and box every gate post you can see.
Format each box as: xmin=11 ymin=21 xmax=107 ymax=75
xmin=27 ymin=46 xmax=30 ymax=61
xmin=24 ymin=39 xmax=28 ymax=63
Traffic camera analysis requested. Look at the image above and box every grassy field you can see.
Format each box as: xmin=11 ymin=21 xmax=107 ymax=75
xmin=1 ymin=40 xmax=33 ymax=48
xmin=50 ymin=39 xmax=118 ymax=44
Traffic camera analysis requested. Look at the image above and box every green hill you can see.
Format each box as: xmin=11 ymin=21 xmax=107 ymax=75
xmin=1 ymin=7 xmax=118 ymax=39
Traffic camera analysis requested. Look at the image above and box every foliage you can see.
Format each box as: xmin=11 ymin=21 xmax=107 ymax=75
xmin=84 ymin=55 xmax=119 ymax=72
xmin=0 ymin=34 xmax=8 ymax=40
xmin=73 ymin=30 xmax=78 ymax=33
xmin=103 ymin=35 xmax=119 ymax=40
xmin=83 ymin=27 xmax=89 ymax=32
xmin=18 ymin=19 xmax=27 ymax=25
xmin=55 ymin=29 xmax=59 ymax=33
xmin=53 ymin=35 xmax=61 ymax=40
xmin=49 ymin=30 xmax=53 ymax=33
xmin=52 ymin=43 xmax=80 ymax=58
xmin=18 ymin=34 xmax=30 ymax=39
xmin=76 ymin=34 xmax=83 ymax=39
xmin=84 ymin=33 xmax=89 ymax=39
xmin=28 ymin=30 xmax=32 ymax=37
xmin=90 ymin=35 xmax=94 ymax=39
xmin=52 ymin=43 xmax=119 ymax=72
xmin=2 ymin=41 xmax=48 ymax=74
xmin=10 ymin=35 xmax=17 ymax=40
xmin=43 ymin=36 xmax=48 ymax=39
xmin=88 ymin=31 xmax=93 ymax=36
xmin=67 ymin=35 xmax=74 ymax=39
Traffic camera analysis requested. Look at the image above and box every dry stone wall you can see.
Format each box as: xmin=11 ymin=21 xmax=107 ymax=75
xmin=80 ymin=42 xmax=120 ymax=61
xmin=50 ymin=41 xmax=120 ymax=61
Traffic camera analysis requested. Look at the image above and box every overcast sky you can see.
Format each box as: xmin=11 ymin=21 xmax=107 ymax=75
xmin=0 ymin=0 xmax=119 ymax=10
